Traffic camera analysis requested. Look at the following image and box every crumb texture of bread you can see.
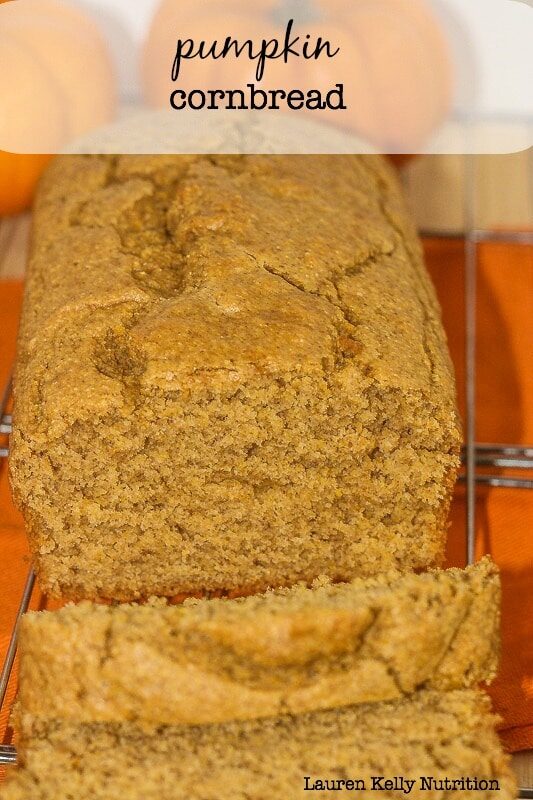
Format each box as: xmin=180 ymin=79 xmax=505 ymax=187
xmin=10 ymin=154 xmax=461 ymax=600
xmin=1 ymin=690 xmax=515 ymax=800
xmin=16 ymin=558 xmax=500 ymax=727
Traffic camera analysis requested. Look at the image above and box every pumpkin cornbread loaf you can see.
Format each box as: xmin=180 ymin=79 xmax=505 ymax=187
xmin=10 ymin=153 xmax=461 ymax=600
xmin=16 ymin=558 xmax=499 ymax=728
xmin=2 ymin=690 xmax=515 ymax=800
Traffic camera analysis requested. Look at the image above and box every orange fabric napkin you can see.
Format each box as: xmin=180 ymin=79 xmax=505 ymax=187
xmin=0 ymin=238 xmax=532 ymax=758
xmin=427 ymin=238 xmax=533 ymax=753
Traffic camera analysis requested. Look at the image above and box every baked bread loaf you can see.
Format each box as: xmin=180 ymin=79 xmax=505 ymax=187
xmin=16 ymin=558 xmax=499 ymax=728
xmin=2 ymin=690 xmax=515 ymax=799
xmin=10 ymin=154 xmax=461 ymax=600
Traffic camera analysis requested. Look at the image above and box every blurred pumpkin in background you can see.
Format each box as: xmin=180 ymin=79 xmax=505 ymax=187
xmin=141 ymin=0 xmax=452 ymax=155
xmin=333 ymin=0 xmax=452 ymax=153
xmin=0 ymin=154 xmax=54 ymax=217
xmin=0 ymin=0 xmax=117 ymax=216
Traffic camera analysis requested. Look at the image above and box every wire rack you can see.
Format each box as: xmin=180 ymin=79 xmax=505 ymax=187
xmin=0 ymin=158 xmax=532 ymax=796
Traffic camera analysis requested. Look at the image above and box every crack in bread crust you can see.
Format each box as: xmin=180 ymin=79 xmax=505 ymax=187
xmin=10 ymin=154 xmax=461 ymax=600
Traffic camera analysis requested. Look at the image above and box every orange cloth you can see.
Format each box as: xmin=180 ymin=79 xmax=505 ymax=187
xmin=0 ymin=240 xmax=532 ymax=757
xmin=427 ymin=238 xmax=533 ymax=753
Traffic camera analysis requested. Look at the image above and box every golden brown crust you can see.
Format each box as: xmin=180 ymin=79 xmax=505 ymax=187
xmin=17 ymin=559 xmax=498 ymax=728
xmin=10 ymin=154 xmax=461 ymax=600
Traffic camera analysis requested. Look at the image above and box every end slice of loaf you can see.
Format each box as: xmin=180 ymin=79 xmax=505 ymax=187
xmin=10 ymin=153 xmax=461 ymax=600
xmin=17 ymin=558 xmax=499 ymax=728
xmin=2 ymin=690 xmax=515 ymax=800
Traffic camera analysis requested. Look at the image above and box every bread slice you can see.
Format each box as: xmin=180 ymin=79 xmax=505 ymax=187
xmin=17 ymin=559 xmax=499 ymax=728
xmin=10 ymin=153 xmax=460 ymax=600
xmin=2 ymin=689 xmax=515 ymax=799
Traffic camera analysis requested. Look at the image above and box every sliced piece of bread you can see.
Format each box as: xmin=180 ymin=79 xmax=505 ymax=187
xmin=2 ymin=689 xmax=515 ymax=799
xmin=17 ymin=558 xmax=499 ymax=728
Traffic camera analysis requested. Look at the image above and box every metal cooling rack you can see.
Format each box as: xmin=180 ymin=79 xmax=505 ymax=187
xmin=0 ymin=159 xmax=532 ymax=796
